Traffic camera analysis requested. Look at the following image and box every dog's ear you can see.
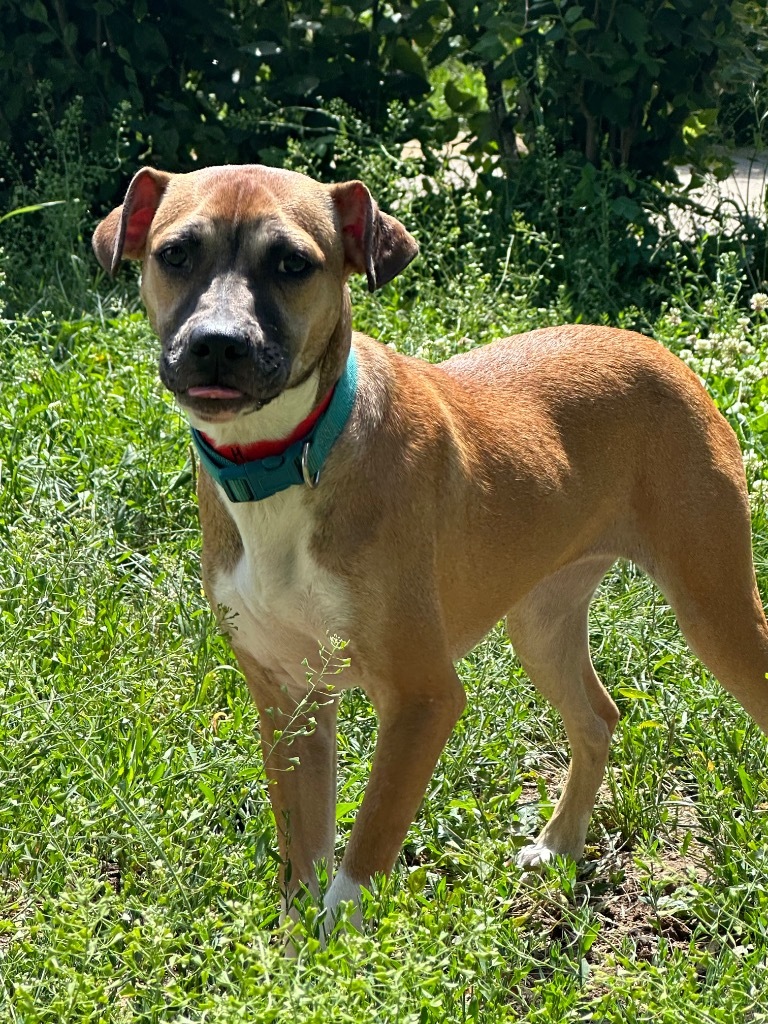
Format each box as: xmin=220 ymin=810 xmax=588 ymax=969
xmin=330 ymin=181 xmax=419 ymax=292
xmin=92 ymin=168 xmax=172 ymax=275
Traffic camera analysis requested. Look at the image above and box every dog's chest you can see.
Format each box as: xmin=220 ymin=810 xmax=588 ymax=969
xmin=208 ymin=489 xmax=351 ymax=691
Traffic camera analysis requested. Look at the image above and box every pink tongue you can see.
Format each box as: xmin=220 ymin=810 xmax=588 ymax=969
xmin=187 ymin=386 xmax=244 ymax=400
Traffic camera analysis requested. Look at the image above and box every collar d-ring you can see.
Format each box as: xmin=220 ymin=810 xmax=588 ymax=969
xmin=301 ymin=440 xmax=321 ymax=488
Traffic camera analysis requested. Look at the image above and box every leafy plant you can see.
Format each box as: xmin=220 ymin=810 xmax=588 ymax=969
xmin=432 ymin=0 xmax=760 ymax=178
xmin=0 ymin=89 xmax=123 ymax=317
xmin=3 ymin=0 xmax=766 ymax=197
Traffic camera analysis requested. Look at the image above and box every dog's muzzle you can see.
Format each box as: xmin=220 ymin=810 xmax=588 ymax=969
xmin=160 ymin=320 xmax=290 ymax=418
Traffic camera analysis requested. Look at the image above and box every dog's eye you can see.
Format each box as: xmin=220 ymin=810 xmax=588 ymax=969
xmin=160 ymin=244 xmax=189 ymax=269
xmin=279 ymin=253 xmax=311 ymax=276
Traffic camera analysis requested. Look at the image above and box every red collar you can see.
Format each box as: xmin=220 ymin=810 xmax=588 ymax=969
xmin=200 ymin=385 xmax=335 ymax=465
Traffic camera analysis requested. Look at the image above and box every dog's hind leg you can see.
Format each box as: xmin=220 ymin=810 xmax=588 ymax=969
xmin=506 ymin=556 xmax=618 ymax=868
xmin=638 ymin=479 xmax=768 ymax=737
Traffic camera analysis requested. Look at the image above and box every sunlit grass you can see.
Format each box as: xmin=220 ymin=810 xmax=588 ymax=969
xmin=0 ymin=261 xmax=767 ymax=1020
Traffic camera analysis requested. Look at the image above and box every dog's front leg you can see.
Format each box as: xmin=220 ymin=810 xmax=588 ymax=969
xmin=323 ymin=664 xmax=466 ymax=928
xmin=235 ymin=649 xmax=338 ymax=920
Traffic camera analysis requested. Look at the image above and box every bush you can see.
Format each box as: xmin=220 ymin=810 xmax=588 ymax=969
xmin=2 ymin=0 xmax=766 ymax=200
xmin=0 ymin=90 xmax=122 ymax=317
xmin=1 ymin=1 xmax=766 ymax=319
xmin=440 ymin=0 xmax=743 ymax=176
xmin=0 ymin=0 xmax=433 ymax=201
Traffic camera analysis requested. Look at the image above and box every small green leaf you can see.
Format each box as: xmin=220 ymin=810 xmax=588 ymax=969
xmin=444 ymin=79 xmax=478 ymax=114
xmin=611 ymin=196 xmax=642 ymax=220
xmin=737 ymin=766 xmax=755 ymax=802
xmin=22 ymin=0 xmax=49 ymax=24
xmin=391 ymin=37 xmax=427 ymax=80
xmin=472 ymin=30 xmax=506 ymax=61
xmin=617 ymin=686 xmax=649 ymax=701
xmin=0 ymin=200 xmax=66 ymax=225
xmin=615 ymin=4 xmax=649 ymax=44
xmin=198 ymin=780 xmax=216 ymax=805
xmin=408 ymin=866 xmax=428 ymax=894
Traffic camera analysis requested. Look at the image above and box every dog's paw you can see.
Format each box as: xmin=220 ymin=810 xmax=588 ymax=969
xmin=319 ymin=869 xmax=363 ymax=943
xmin=515 ymin=842 xmax=557 ymax=870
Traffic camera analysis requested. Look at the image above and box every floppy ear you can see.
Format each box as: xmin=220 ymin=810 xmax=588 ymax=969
xmin=329 ymin=180 xmax=419 ymax=292
xmin=92 ymin=168 xmax=172 ymax=275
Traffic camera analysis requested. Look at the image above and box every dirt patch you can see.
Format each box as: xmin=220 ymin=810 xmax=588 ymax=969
xmin=508 ymin=839 xmax=709 ymax=974
xmin=589 ymin=848 xmax=704 ymax=961
xmin=502 ymin=767 xmax=711 ymax=970
xmin=680 ymin=149 xmax=768 ymax=212
xmin=673 ymin=148 xmax=768 ymax=238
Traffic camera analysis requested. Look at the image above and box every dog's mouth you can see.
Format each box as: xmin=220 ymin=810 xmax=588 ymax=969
xmin=187 ymin=385 xmax=245 ymax=402
xmin=179 ymin=385 xmax=268 ymax=423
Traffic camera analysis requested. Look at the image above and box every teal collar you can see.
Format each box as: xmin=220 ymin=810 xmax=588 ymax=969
xmin=191 ymin=349 xmax=358 ymax=503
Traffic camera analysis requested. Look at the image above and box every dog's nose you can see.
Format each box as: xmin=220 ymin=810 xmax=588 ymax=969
xmin=188 ymin=325 xmax=250 ymax=369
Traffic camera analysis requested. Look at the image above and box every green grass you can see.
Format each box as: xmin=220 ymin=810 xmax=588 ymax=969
xmin=1 ymin=255 xmax=768 ymax=1021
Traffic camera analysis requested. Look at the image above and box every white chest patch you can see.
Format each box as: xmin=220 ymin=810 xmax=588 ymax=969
xmin=209 ymin=485 xmax=353 ymax=693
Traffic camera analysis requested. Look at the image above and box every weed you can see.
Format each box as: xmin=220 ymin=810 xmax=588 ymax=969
xmin=0 ymin=88 xmax=128 ymax=319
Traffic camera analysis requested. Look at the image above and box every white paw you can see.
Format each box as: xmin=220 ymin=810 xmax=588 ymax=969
xmin=320 ymin=868 xmax=362 ymax=942
xmin=516 ymin=842 xmax=557 ymax=870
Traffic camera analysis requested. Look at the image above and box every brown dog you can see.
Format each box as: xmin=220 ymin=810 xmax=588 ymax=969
xmin=93 ymin=164 xmax=768 ymax=935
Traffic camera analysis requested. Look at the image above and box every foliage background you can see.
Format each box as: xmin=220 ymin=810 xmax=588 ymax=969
xmin=3 ymin=0 xmax=767 ymax=182
xmin=1 ymin=0 xmax=768 ymax=320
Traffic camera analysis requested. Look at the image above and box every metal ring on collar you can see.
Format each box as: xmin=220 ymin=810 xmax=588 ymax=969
xmin=301 ymin=440 xmax=321 ymax=488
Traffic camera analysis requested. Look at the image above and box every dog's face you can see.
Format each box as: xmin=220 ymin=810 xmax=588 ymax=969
xmin=93 ymin=165 xmax=417 ymax=424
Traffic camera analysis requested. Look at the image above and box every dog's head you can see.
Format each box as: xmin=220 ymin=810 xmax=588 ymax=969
xmin=93 ymin=165 xmax=418 ymax=424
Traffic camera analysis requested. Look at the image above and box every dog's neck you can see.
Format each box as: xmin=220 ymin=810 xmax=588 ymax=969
xmin=188 ymin=371 xmax=324 ymax=450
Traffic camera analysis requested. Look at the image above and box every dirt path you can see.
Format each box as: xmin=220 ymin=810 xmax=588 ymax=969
xmin=676 ymin=148 xmax=767 ymax=223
